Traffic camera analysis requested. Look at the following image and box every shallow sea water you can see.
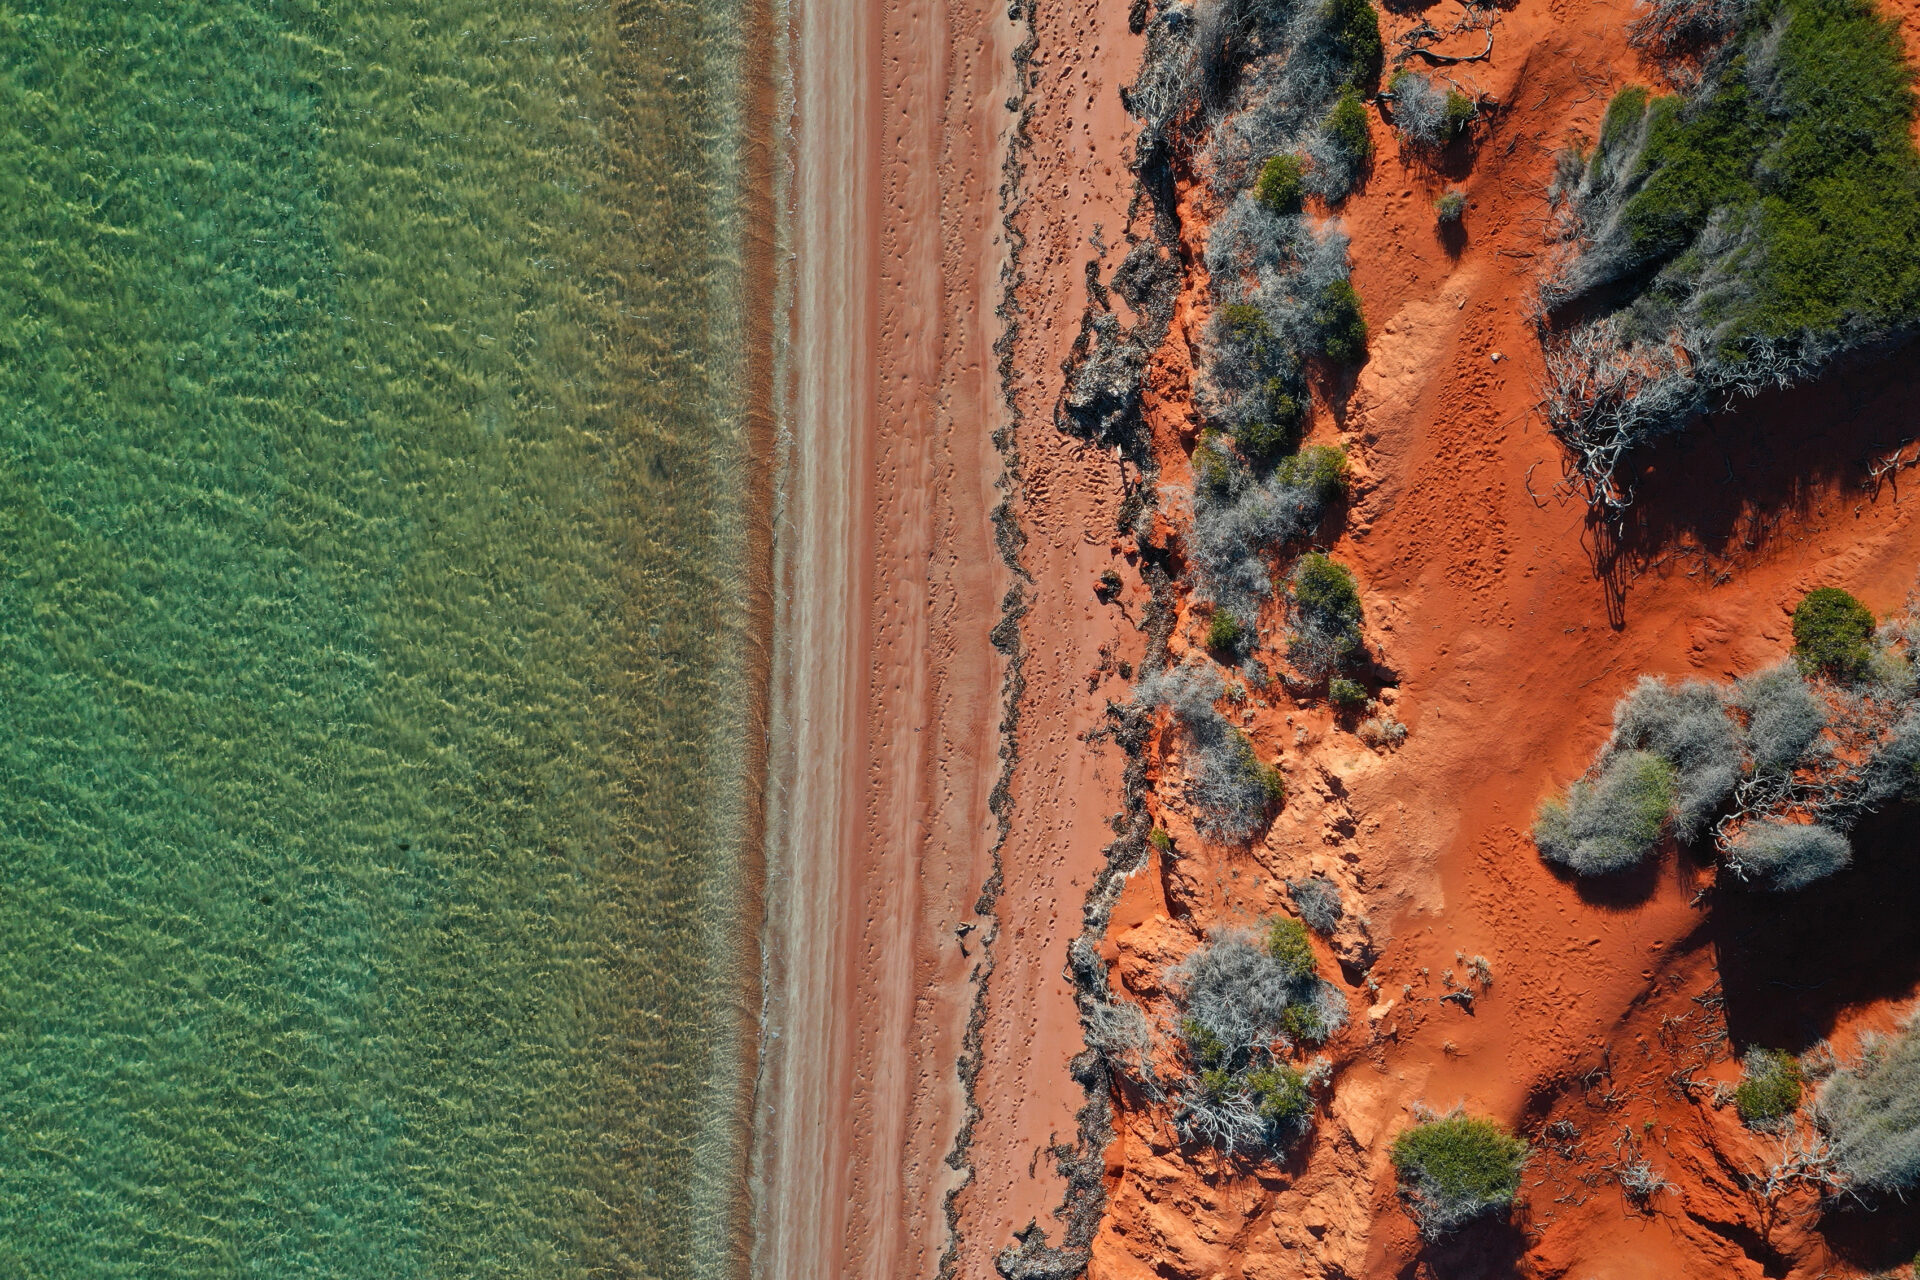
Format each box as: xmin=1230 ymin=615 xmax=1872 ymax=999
xmin=0 ymin=2 xmax=754 ymax=1275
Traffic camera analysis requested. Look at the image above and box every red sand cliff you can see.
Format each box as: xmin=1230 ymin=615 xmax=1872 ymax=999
xmin=800 ymin=0 xmax=1920 ymax=1273
xmin=1070 ymin=0 xmax=1920 ymax=1274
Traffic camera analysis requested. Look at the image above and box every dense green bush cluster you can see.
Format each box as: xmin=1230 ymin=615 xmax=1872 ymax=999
xmin=1735 ymin=1048 xmax=1804 ymax=1128
xmin=1391 ymin=1113 xmax=1529 ymax=1237
xmin=1207 ymin=609 xmax=1248 ymax=654
xmin=1313 ymin=279 xmax=1369 ymax=364
xmin=1326 ymin=0 xmax=1384 ymax=90
xmin=1540 ymin=0 xmax=1920 ymax=505
xmin=1329 ymin=676 xmax=1368 ymax=711
xmin=1289 ymin=552 xmax=1366 ymax=676
xmin=1273 ymin=443 xmax=1350 ymax=499
xmin=1534 ymin=588 xmax=1920 ymax=889
xmin=1324 ymin=86 xmax=1374 ymax=163
xmin=1793 ymin=587 xmax=1876 ymax=679
xmin=1257 ymin=152 xmax=1306 ymax=214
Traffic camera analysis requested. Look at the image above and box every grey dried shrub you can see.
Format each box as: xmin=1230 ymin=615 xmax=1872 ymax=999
xmin=1817 ymin=1016 xmax=1920 ymax=1197
xmin=1135 ymin=663 xmax=1285 ymax=842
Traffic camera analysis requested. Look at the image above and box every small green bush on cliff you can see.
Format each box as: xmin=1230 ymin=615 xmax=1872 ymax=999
xmin=1391 ymin=1113 xmax=1528 ymax=1238
xmin=1793 ymin=587 xmax=1875 ymax=680
xmin=1735 ymin=1048 xmax=1804 ymax=1128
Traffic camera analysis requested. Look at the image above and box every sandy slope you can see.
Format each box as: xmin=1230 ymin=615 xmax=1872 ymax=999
xmin=1080 ymin=0 xmax=1920 ymax=1275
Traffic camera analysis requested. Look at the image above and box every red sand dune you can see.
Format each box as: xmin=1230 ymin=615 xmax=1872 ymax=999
xmin=768 ymin=0 xmax=1920 ymax=1274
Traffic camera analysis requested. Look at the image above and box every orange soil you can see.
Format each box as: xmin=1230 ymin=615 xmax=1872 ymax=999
xmin=774 ymin=0 xmax=1920 ymax=1272
xmin=1073 ymin=1 xmax=1920 ymax=1279
xmin=944 ymin=0 xmax=1156 ymax=1272
xmin=758 ymin=0 xmax=1152 ymax=1274
xmin=752 ymin=0 xmax=1018 ymax=1272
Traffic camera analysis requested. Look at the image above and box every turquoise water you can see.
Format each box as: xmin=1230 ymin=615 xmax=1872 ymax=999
xmin=0 ymin=2 xmax=755 ymax=1275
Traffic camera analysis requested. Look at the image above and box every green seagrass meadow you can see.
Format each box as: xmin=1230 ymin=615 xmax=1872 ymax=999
xmin=0 ymin=2 xmax=754 ymax=1275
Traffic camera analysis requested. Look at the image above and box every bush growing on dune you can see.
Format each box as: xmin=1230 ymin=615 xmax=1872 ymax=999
xmin=1312 ymin=278 xmax=1369 ymax=363
xmin=1539 ymin=0 xmax=1920 ymax=512
xmin=1793 ymin=587 xmax=1876 ymax=680
xmin=1732 ymin=662 xmax=1828 ymax=776
xmin=1287 ymin=874 xmax=1344 ymax=933
xmin=1273 ymin=443 xmax=1350 ymax=500
xmin=1308 ymin=85 xmax=1375 ymax=199
xmin=1435 ymin=188 xmax=1467 ymax=222
xmin=1171 ymin=923 xmax=1346 ymax=1152
xmin=1329 ymin=675 xmax=1368 ymax=712
xmin=1725 ymin=820 xmax=1852 ymax=890
xmin=1189 ymin=729 xmax=1287 ymax=840
xmin=1084 ymin=997 xmax=1158 ymax=1091
xmin=1206 ymin=609 xmax=1248 ymax=654
xmin=1136 ymin=663 xmax=1286 ymax=842
xmin=1257 ymin=152 xmax=1307 ymax=214
xmin=1326 ymin=0 xmax=1385 ymax=90
xmin=1628 ymin=0 xmax=1753 ymax=54
xmin=1391 ymin=1112 xmax=1529 ymax=1238
xmin=1610 ymin=675 xmax=1740 ymax=840
xmin=1266 ymin=916 xmax=1318 ymax=976
xmin=1288 ymin=552 xmax=1365 ymax=677
xmin=1389 ymin=71 xmax=1475 ymax=148
xmin=1535 ymin=591 xmax=1920 ymax=889
xmin=1735 ymin=1048 xmax=1804 ymax=1128
xmin=1816 ymin=1015 xmax=1920 ymax=1197
xmin=1187 ymin=442 xmax=1348 ymax=627
xmin=1199 ymin=199 xmax=1354 ymax=453
xmin=1533 ymin=749 xmax=1677 ymax=875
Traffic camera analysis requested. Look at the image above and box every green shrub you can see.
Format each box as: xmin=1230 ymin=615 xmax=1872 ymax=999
xmin=1235 ymin=383 xmax=1303 ymax=461
xmin=1325 ymin=86 xmax=1374 ymax=161
xmin=1435 ymin=189 xmax=1467 ymax=222
xmin=1544 ymin=0 xmax=1920 ymax=488
xmin=1735 ymin=1048 xmax=1804 ymax=1128
xmin=1257 ymin=153 xmax=1306 ymax=215
xmin=1598 ymin=84 xmax=1650 ymax=153
xmin=1326 ymin=0 xmax=1384 ymax=89
xmin=1292 ymin=553 xmax=1363 ymax=631
xmin=1792 ymin=587 xmax=1875 ymax=679
xmin=1149 ymin=826 xmax=1174 ymax=852
xmin=1313 ymin=279 xmax=1369 ymax=363
xmin=1281 ymin=1003 xmax=1326 ymax=1043
xmin=1329 ymin=676 xmax=1368 ymax=711
xmin=1206 ymin=610 xmax=1246 ymax=653
xmin=1443 ymin=89 xmax=1476 ymax=134
xmin=1267 ymin=916 xmax=1317 ymax=977
xmin=1533 ymin=749 xmax=1677 ymax=875
xmin=1272 ymin=445 xmax=1349 ymax=500
xmin=1603 ymin=0 xmax=1920 ymax=335
xmin=1193 ymin=432 xmax=1234 ymax=494
xmin=1289 ymin=552 xmax=1365 ymax=674
xmin=1246 ymin=1063 xmax=1311 ymax=1123
xmin=1181 ymin=1016 xmax=1230 ymax=1071
xmin=1171 ymin=927 xmax=1344 ymax=1152
xmin=1391 ymin=1114 xmax=1528 ymax=1238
